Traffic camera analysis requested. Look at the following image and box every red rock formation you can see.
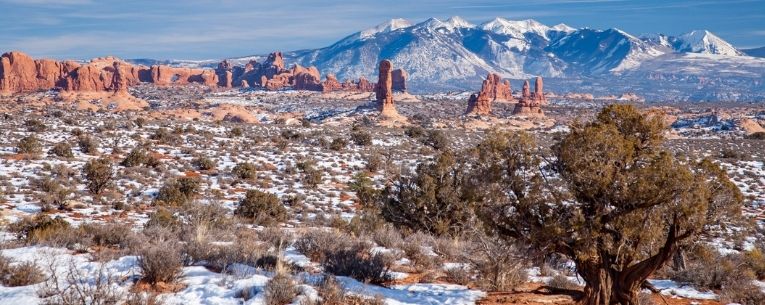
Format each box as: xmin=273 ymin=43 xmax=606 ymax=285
xmin=1 ymin=51 xmax=67 ymax=94
xmin=465 ymin=93 xmax=492 ymax=115
xmin=532 ymin=76 xmax=547 ymax=105
xmin=63 ymin=57 xmax=140 ymax=92
xmin=216 ymin=60 xmax=234 ymax=88
xmin=376 ymin=60 xmax=398 ymax=117
xmin=321 ymin=74 xmax=342 ymax=92
xmin=513 ymin=77 xmax=544 ymax=116
xmin=149 ymin=65 xmax=217 ymax=87
xmin=358 ymin=76 xmax=374 ymax=91
xmin=465 ymin=73 xmax=513 ymax=115
xmin=392 ymin=68 xmax=408 ymax=92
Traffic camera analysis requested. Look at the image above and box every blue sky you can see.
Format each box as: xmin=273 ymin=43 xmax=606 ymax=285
xmin=1 ymin=0 xmax=763 ymax=60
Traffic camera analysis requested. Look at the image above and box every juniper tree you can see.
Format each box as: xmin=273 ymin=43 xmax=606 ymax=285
xmin=476 ymin=105 xmax=743 ymax=305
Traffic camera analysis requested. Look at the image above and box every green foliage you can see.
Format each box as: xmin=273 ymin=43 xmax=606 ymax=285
xmin=49 ymin=142 xmax=74 ymax=158
xmin=380 ymin=152 xmax=475 ymax=237
xmin=121 ymin=147 xmax=149 ymax=167
xmin=192 ymin=156 xmax=216 ymax=171
xmin=8 ymin=214 xmax=71 ymax=243
xmin=16 ymin=135 xmax=42 ymax=155
xmin=423 ymin=129 xmax=449 ymax=150
xmin=232 ymin=162 xmax=257 ymax=180
xmin=351 ymin=130 xmax=372 ymax=146
xmin=83 ymin=157 xmax=113 ymax=195
xmin=154 ymin=177 xmax=200 ymax=206
xmin=234 ymin=190 xmax=287 ymax=225
xmin=77 ymin=135 xmax=99 ymax=155
xmin=477 ymin=104 xmax=744 ymax=305
xmin=329 ymin=137 xmax=348 ymax=151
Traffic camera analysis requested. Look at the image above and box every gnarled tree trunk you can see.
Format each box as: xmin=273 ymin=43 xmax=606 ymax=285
xmin=579 ymin=265 xmax=640 ymax=305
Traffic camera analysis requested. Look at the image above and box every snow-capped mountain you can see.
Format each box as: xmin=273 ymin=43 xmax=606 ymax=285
xmin=272 ymin=17 xmax=756 ymax=82
xmin=217 ymin=17 xmax=764 ymax=100
xmin=671 ymin=30 xmax=743 ymax=56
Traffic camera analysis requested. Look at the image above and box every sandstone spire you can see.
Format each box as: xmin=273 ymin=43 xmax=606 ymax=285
xmin=376 ymin=60 xmax=399 ymax=117
xmin=465 ymin=72 xmax=513 ymax=115
xmin=513 ymin=77 xmax=544 ymax=116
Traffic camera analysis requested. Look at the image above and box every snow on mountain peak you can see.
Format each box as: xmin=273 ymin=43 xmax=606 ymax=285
xmin=445 ymin=16 xmax=475 ymax=29
xmin=551 ymin=23 xmax=576 ymax=33
xmin=360 ymin=18 xmax=412 ymax=39
xmin=674 ymin=30 xmax=742 ymax=56
xmin=481 ymin=17 xmax=551 ymax=39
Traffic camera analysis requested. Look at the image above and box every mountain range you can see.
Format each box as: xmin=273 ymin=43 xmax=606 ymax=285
xmin=132 ymin=17 xmax=765 ymax=102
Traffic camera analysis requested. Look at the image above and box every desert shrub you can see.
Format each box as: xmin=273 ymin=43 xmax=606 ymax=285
xmin=465 ymin=235 xmax=528 ymax=291
xmin=77 ymin=135 xmax=99 ymax=155
xmin=83 ymin=157 xmax=113 ymax=195
xmin=138 ymin=243 xmax=183 ymax=285
xmin=25 ymin=118 xmax=48 ymax=132
xmin=445 ymin=266 xmax=471 ymax=285
xmin=404 ymin=126 xmax=426 ymax=138
xmin=323 ymin=242 xmax=392 ymax=284
xmin=744 ymin=247 xmax=765 ymax=279
xmin=371 ymin=225 xmax=403 ymax=249
xmin=121 ymin=147 xmax=149 ymax=167
xmin=38 ymin=259 xmax=123 ymax=305
xmin=154 ymin=177 xmax=200 ymax=206
xmin=365 ymin=154 xmax=383 ymax=172
xmin=351 ymin=130 xmax=372 ymax=146
xmin=192 ymin=156 xmax=215 ymax=171
xmin=746 ymin=131 xmax=765 ymax=140
xmin=329 ymin=137 xmax=348 ymax=151
xmin=232 ymin=162 xmax=257 ymax=180
xmin=9 ymin=214 xmax=72 ymax=244
xmin=720 ymin=148 xmax=744 ymax=159
xmin=234 ymin=190 xmax=287 ymax=225
xmin=669 ymin=246 xmax=737 ymax=290
xmin=1 ymin=259 xmax=45 ymax=286
xmin=264 ymin=272 xmax=297 ymax=305
xmin=423 ymin=129 xmax=449 ymax=150
xmin=229 ymin=127 xmax=244 ymax=138
xmin=80 ymin=223 xmax=136 ymax=249
xmin=547 ymin=274 xmax=580 ymax=290
xmin=720 ymin=284 xmax=765 ymax=305
xmin=17 ymin=135 xmax=43 ymax=154
xmin=294 ymin=229 xmax=350 ymax=263
xmin=144 ymin=207 xmax=180 ymax=230
xmin=258 ymin=227 xmax=294 ymax=251
xmin=298 ymin=161 xmax=323 ymax=189
xmin=280 ymin=129 xmax=302 ymax=141
xmin=34 ymin=177 xmax=72 ymax=211
xmin=314 ymin=275 xmax=385 ymax=305
xmin=349 ymin=173 xmax=380 ymax=207
xmin=49 ymin=142 xmax=74 ymax=158
xmin=149 ymin=127 xmax=180 ymax=145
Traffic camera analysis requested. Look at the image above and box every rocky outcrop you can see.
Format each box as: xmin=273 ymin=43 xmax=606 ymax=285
xmin=512 ymin=77 xmax=545 ymax=116
xmin=62 ymin=57 xmax=142 ymax=92
xmin=376 ymin=60 xmax=399 ymax=117
xmin=1 ymin=51 xmax=79 ymax=94
xmin=392 ymin=69 xmax=408 ymax=92
xmin=149 ymin=65 xmax=217 ymax=87
xmin=321 ymin=74 xmax=342 ymax=92
xmin=1 ymin=50 xmax=404 ymax=95
xmin=465 ymin=73 xmax=513 ymax=115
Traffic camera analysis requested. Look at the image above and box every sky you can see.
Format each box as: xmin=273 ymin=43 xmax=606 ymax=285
xmin=1 ymin=0 xmax=764 ymax=60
